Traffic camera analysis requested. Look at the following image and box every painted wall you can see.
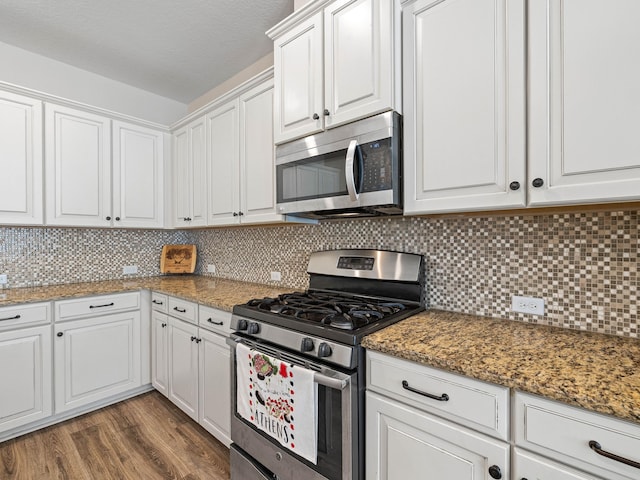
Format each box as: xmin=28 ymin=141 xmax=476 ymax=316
xmin=0 ymin=41 xmax=187 ymax=124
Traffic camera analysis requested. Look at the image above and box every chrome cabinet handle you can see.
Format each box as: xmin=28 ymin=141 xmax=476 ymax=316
xmin=402 ymin=380 xmax=449 ymax=402
xmin=0 ymin=314 xmax=21 ymax=321
xmin=589 ymin=440 xmax=640 ymax=469
xmin=90 ymin=302 xmax=114 ymax=309
xmin=207 ymin=318 xmax=224 ymax=326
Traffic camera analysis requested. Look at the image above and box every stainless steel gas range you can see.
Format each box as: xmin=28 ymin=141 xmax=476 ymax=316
xmin=227 ymin=249 xmax=424 ymax=480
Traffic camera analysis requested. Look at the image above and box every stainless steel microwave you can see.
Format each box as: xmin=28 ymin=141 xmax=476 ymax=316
xmin=275 ymin=111 xmax=402 ymax=220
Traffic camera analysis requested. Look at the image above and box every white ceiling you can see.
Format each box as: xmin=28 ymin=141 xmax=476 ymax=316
xmin=0 ymin=0 xmax=294 ymax=104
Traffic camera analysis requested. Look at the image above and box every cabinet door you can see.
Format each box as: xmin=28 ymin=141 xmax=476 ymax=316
xmin=0 ymin=91 xmax=43 ymax=225
xmin=366 ymin=391 xmax=509 ymax=480
xmin=514 ymin=449 xmax=603 ymax=480
xmin=528 ymin=0 xmax=640 ymax=206
xmin=0 ymin=325 xmax=52 ymax=433
xmin=172 ymin=125 xmax=191 ymax=226
xmin=172 ymin=118 xmax=207 ymax=227
xmin=112 ymin=121 xmax=164 ymax=228
xmin=273 ymin=11 xmax=324 ymax=144
xmin=324 ymin=0 xmax=397 ymax=129
xmin=403 ymin=0 xmax=526 ymax=214
xmin=168 ymin=317 xmax=199 ymax=421
xmin=151 ymin=311 xmax=169 ymax=397
xmin=207 ymin=100 xmax=241 ymax=226
xmin=45 ymin=104 xmax=111 ymax=227
xmin=240 ymin=80 xmax=282 ymax=225
xmin=54 ymin=311 xmax=141 ymax=413
xmin=198 ymin=329 xmax=231 ymax=446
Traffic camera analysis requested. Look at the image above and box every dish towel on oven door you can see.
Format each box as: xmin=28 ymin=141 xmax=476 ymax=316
xmin=236 ymin=342 xmax=318 ymax=464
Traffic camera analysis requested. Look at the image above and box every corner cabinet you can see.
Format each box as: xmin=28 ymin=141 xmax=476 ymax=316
xmin=402 ymin=0 xmax=526 ymax=214
xmin=206 ymin=74 xmax=282 ymax=226
xmin=269 ymin=0 xmax=401 ymax=144
xmin=0 ymin=90 xmax=43 ymax=225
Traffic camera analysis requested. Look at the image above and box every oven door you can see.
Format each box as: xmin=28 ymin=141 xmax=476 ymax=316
xmin=228 ymin=335 xmax=359 ymax=480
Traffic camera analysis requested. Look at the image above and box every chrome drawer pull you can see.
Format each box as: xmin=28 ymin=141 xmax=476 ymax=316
xmin=173 ymin=307 xmax=187 ymax=313
xmin=207 ymin=318 xmax=224 ymax=326
xmin=402 ymin=380 xmax=449 ymax=402
xmin=89 ymin=302 xmax=114 ymax=309
xmin=589 ymin=440 xmax=640 ymax=469
xmin=0 ymin=314 xmax=21 ymax=321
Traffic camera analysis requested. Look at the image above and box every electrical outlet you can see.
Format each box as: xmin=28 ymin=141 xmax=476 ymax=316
xmin=122 ymin=265 xmax=138 ymax=275
xmin=270 ymin=271 xmax=281 ymax=282
xmin=512 ymin=295 xmax=545 ymax=316
xmin=207 ymin=264 xmax=216 ymax=273
xmin=0 ymin=274 xmax=7 ymax=285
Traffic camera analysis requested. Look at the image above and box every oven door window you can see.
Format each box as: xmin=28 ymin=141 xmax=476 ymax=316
xmin=277 ymin=149 xmax=349 ymax=203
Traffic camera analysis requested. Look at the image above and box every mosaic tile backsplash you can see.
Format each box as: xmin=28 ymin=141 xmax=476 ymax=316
xmin=0 ymin=209 xmax=637 ymax=338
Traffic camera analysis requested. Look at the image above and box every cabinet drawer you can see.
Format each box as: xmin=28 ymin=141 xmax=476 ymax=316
xmin=0 ymin=303 xmax=50 ymax=331
xmin=515 ymin=392 xmax=640 ymax=480
xmin=168 ymin=297 xmax=197 ymax=324
xmin=55 ymin=292 xmax=140 ymax=321
xmin=151 ymin=292 xmax=168 ymax=313
xmin=198 ymin=305 xmax=232 ymax=336
xmin=366 ymin=350 xmax=509 ymax=440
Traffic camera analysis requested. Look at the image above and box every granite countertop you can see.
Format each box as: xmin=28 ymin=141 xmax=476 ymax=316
xmin=362 ymin=310 xmax=640 ymax=425
xmin=2 ymin=277 xmax=638 ymax=425
xmin=0 ymin=275 xmax=290 ymax=312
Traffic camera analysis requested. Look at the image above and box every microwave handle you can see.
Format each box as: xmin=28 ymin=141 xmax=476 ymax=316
xmin=345 ymin=140 xmax=363 ymax=201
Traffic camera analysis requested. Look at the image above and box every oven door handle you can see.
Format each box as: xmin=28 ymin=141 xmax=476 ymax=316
xmin=314 ymin=371 xmax=349 ymax=390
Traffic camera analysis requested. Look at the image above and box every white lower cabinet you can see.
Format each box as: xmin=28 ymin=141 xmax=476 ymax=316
xmin=168 ymin=315 xmax=199 ymax=421
xmin=198 ymin=328 xmax=231 ymax=446
xmin=0 ymin=302 xmax=52 ymax=434
xmin=54 ymin=310 xmax=141 ymax=413
xmin=151 ymin=310 xmax=169 ymax=397
xmin=366 ymin=351 xmax=509 ymax=480
xmin=151 ymin=295 xmax=232 ymax=446
xmin=366 ymin=391 xmax=509 ymax=480
xmin=515 ymin=392 xmax=640 ymax=480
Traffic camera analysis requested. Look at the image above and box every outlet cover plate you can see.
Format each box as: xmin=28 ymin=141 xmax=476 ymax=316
xmin=270 ymin=271 xmax=281 ymax=281
xmin=512 ymin=295 xmax=545 ymax=316
xmin=0 ymin=274 xmax=7 ymax=284
xmin=207 ymin=264 xmax=216 ymax=273
xmin=123 ymin=265 xmax=138 ymax=275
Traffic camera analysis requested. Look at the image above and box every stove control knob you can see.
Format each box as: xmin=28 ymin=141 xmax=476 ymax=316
xmin=247 ymin=322 xmax=261 ymax=335
xmin=236 ymin=319 xmax=248 ymax=331
xmin=317 ymin=342 xmax=332 ymax=358
xmin=300 ymin=337 xmax=315 ymax=352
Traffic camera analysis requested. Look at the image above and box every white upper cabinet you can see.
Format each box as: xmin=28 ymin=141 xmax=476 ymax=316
xmin=403 ymin=0 xmax=526 ymax=215
xmin=206 ymin=74 xmax=281 ymax=226
xmin=112 ymin=121 xmax=164 ymax=228
xmin=273 ymin=12 xmax=324 ymax=143
xmin=239 ymin=80 xmax=281 ymax=224
xmin=45 ymin=104 xmax=112 ymax=227
xmin=270 ymin=0 xmax=401 ymax=144
xmin=207 ymin=100 xmax=240 ymax=225
xmin=172 ymin=116 xmax=208 ymax=227
xmin=0 ymin=91 xmax=43 ymax=225
xmin=528 ymin=0 xmax=640 ymax=206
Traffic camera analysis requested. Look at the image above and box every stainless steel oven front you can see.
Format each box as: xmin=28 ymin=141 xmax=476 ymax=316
xmin=228 ymin=335 xmax=360 ymax=480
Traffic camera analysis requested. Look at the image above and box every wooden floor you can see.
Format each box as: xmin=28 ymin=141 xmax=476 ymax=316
xmin=0 ymin=391 xmax=230 ymax=480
